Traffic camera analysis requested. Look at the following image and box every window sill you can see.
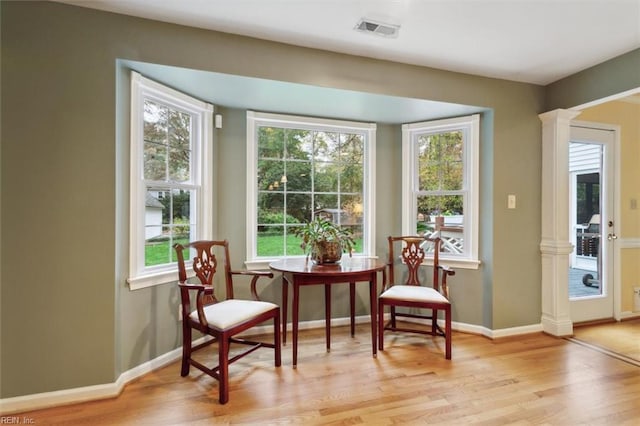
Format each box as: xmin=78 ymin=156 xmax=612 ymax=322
xmin=127 ymin=270 xmax=179 ymax=290
xmin=434 ymin=258 xmax=481 ymax=270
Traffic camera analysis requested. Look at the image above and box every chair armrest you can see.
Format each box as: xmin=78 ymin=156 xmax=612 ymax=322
xmin=230 ymin=269 xmax=274 ymax=300
xmin=439 ymin=265 xmax=455 ymax=276
xmin=438 ymin=265 xmax=455 ymax=299
xmin=178 ymin=283 xmax=214 ymax=327
xmin=381 ymin=267 xmax=389 ymax=292
xmin=178 ymin=282 xmax=207 ymax=291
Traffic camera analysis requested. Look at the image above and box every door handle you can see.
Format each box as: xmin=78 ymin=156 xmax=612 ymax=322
xmin=607 ymin=233 xmax=618 ymax=241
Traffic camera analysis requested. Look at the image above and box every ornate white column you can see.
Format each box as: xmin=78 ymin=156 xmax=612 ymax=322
xmin=538 ymin=109 xmax=581 ymax=336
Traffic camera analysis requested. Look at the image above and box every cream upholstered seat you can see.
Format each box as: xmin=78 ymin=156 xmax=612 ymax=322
xmin=378 ymin=235 xmax=455 ymax=359
xmin=189 ymin=299 xmax=278 ymax=330
xmin=174 ymin=240 xmax=281 ymax=404
xmin=379 ymin=285 xmax=449 ymax=304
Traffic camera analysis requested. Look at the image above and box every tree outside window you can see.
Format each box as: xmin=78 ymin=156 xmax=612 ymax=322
xmin=128 ymin=72 xmax=212 ymax=289
xmin=143 ymin=100 xmax=194 ymax=266
xmin=402 ymin=114 xmax=479 ymax=266
xmin=247 ymin=112 xmax=376 ymax=265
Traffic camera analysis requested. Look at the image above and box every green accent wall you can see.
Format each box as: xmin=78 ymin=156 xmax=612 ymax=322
xmin=546 ymin=48 xmax=640 ymax=110
xmin=3 ymin=0 xmax=632 ymax=399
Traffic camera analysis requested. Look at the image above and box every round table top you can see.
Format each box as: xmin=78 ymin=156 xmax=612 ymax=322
xmin=269 ymin=257 xmax=385 ymax=275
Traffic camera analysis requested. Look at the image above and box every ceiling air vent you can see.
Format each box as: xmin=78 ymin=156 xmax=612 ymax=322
xmin=355 ymin=18 xmax=400 ymax=38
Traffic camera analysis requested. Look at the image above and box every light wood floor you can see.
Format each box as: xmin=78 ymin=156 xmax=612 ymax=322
xmin=571 ymin=318 xmax=640 ymax=363
xmin=16 ymin=323 xmax=640 ymax=425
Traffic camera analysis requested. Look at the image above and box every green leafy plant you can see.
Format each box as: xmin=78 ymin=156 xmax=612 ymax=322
xmin=293 ymin=216 xmax=355 ymax=262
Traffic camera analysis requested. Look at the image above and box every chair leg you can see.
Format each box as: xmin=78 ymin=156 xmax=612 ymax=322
xmin=274 ymin=312 xmax=282 ymax=367
xmin=218 ymin=335 xmax=230 ymax=404
xmin=445 ymin=305 xmax=451 ymax=360
xmin=181 ymin=322 xmax=191 ymax=377
xmin=431 ymin=308 xmax=438 ymax=335
xmin=378 ymin=299 xmax=385 ymax=351
xmin=390 ymin=306 xmax=396 ymax=328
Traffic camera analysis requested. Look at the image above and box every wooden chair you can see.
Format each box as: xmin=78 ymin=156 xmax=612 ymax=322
xmin=173 ymin=240 xmax=281 ymax=404
xmin=378 ymin=235 xmax=456 ymax=359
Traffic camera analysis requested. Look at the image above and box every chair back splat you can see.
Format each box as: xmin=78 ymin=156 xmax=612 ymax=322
xmin=173 ymin=240 xmax=281 ymax=404
xmin=378 ymin=235 xmax=455 ymax=359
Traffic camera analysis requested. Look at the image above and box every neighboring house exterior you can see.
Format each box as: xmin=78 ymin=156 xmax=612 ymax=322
xmin=145 ymin=192 xmax=164 ymax=240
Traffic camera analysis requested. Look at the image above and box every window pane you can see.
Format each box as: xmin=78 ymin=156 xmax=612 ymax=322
xmin=144 ymin=100 xmax=167 ymax=144
xmin=144 ymin=189 xmax=165 ymax=242
xmin=314 ymin=194 xmax=338 ymax=213
xmin=290 ymin=130 xmax=313 ymax=160
xmin=258 ymin=159 xmax=285 ymax=191
xmin=143 ymin=101 xmax=193 ymax=183
xmin=341 ymin=194 xmax=363 ymax=219
xmin=417 ymin=194 xmax=464 ymax=254
xmin=340 ymin=163 xmax=363 ymax=193
xmin=258 ymin=192 xmax=284 ymax=224
xmin=417 ymin=195 xmax=464 ymax=219
xmin=286 ymin=129 xmax=312 ymax=160
xmin=314 ymin=131 xmax=340 ymax=162
xmin=340 ymin=195 xmax=363 ymax=251
xmin=286 ymin=193 xmax=312 ymax=223
xmin=418 ymin=131 xmax=463 ymax=191
xmin=285 ymin=226 xmax=306 ymax=255
xmin=168 ymin=110 xmax=191 ymax=148
xmin=258 ymin=127 xmax=285 ymax=158
xmin=285 ymin=161 xmax=311 ymax=192
xmin=144 ymin=141 xmax=167 ymax=181
xmin=168 ymin=189 xmax=191 ymax=225
xmin=144 ymin=188 xmax=193 ymax=266
xmin=169 ymin=147 xmax=190 ymax=182
xmin=167 ymin=110 xmax=191 ymax=182
xmin=253 ymin=115 xmax=369 ymax=258
xmin=257 ymin=228 xmax=284 ymax=256
xmin=314 ymin=161 xmax=339 ymax=192
xmin=144 ymin=101 xmax=167 ymax=181
xmin=340 ymin=133 xmax=364 ymax=163
xmin=145 ymin=226 xmax=172 ymax=266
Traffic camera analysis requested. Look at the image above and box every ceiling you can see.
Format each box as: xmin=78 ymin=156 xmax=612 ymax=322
xmin=57 ymin=0 xmax=640 ymax=85
xmin=57 ymin=0 xmax=639 ymax=123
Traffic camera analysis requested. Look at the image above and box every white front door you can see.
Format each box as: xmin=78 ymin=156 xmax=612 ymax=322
xmin=569 ymin=123 xmax=616 ymax=322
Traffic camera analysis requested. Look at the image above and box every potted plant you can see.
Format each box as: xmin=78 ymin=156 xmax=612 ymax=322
xmin=294 ymin=216 xmax=355 ymax=264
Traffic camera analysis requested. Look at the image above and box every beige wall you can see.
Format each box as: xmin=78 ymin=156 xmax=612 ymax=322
xmin=578 ymin=100 xmax=640 ymax=313
xmin=578 ymin=101 xmax=640 ymax=238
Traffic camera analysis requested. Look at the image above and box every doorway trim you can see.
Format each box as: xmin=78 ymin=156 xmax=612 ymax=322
xmin=569 ymin=122 xmax=618 ymax=322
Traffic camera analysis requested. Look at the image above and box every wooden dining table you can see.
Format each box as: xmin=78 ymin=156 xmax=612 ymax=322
xmin=269 ymin=257 xmax=385 ymax=367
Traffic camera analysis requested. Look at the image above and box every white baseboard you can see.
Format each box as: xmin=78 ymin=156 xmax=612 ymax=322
xmin=0 ymin=316 xmax=543 ymax=415
xmin=0 ymin=339 xmax=203 ymax=416
xmin=384 ymin=314 xmax=544 ymax=339
xmin=620 ymin=311 xmax=640 ymax=320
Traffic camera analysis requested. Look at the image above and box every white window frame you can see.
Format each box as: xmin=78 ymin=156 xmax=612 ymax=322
xmin=402 ymin=114 xmax=480 ymax=269
xmin=246 ymin=111 xmax=376 ymax=269
xmin=127 ymin=72 xmax=213 ymax=290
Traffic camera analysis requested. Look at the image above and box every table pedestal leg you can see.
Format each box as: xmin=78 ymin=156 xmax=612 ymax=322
xmin=281 ymin=276 xmax=288 ymax=345
xmin=325 ymin=283 xmax=331 ymax=352
xmin=370 ymin=277 xmax=377 ymax=358
xmin=292 ymin=283 xmax=299 ymax=368
xmin=350 ymin=282 xmax=356 ymax=337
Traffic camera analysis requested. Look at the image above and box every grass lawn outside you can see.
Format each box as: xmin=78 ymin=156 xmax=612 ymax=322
xmin=145 ymin=234 xmax=364 ymax=266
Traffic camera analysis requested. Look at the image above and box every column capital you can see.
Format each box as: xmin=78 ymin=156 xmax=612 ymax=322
xmin=538 ymin=108 xmax=581 ymax=124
